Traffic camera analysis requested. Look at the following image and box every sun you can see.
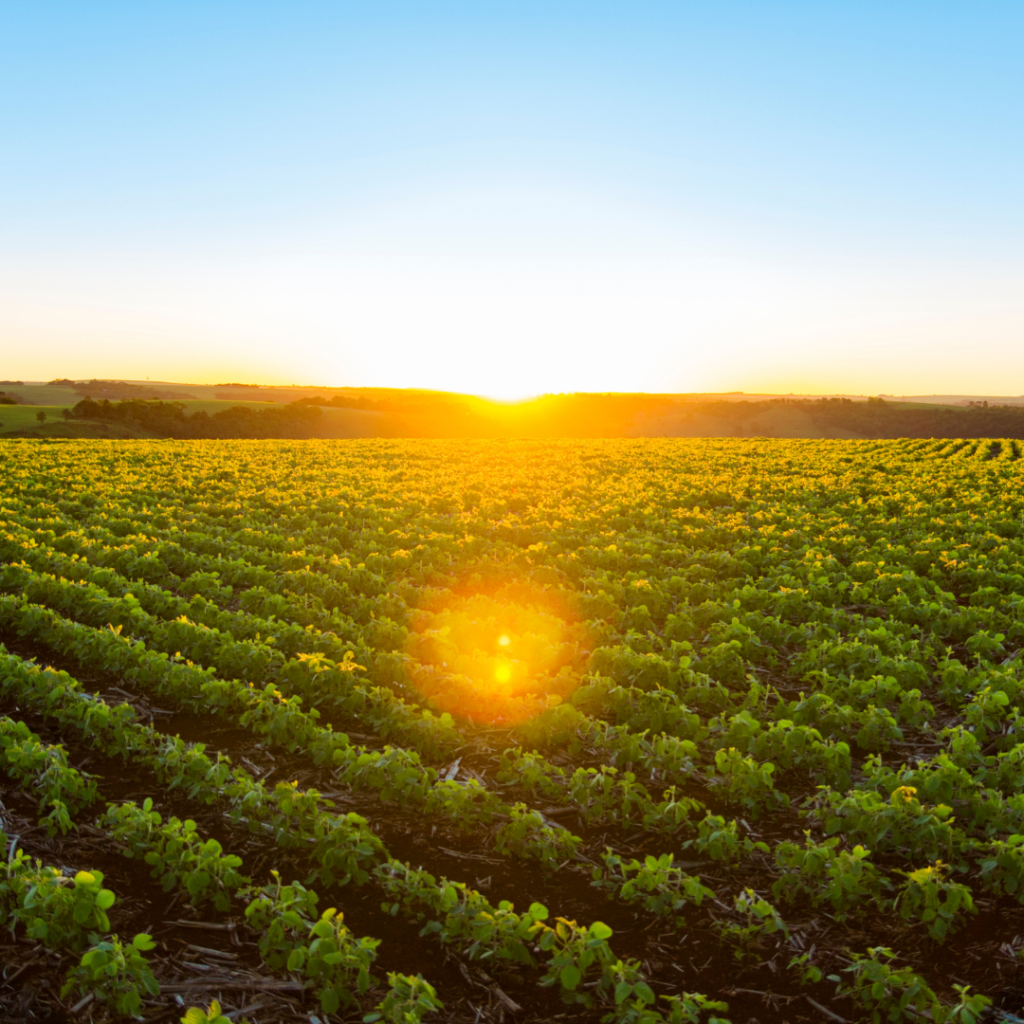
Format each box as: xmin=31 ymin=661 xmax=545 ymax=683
xmin=474 ymin=388 xmax=540 ymax=403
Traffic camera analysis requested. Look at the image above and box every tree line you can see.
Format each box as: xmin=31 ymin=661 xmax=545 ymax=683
xmin=69 ymin=398 xmax=323 ymax=439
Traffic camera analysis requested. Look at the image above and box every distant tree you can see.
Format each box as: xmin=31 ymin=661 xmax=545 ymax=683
xmin=36 ymin=410 xmax=47 ymax=424
xmin=61 ymin=408 xmax=73 ymax=420
xmin=48 ymin=378 xmax=77 ymax=387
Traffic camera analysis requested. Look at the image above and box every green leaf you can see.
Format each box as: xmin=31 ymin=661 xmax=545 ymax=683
xmin=589 ymin=921 xmax=613 ymax=940
xmin=133 ymin=933 xmax=156 ymax=950
xmin=560 ymin=966 xmax=582 ymax=990
xmin=321 ymin=988 xmax=341 ymax=1015
xmin=96 ymin=889 xmax=116 ymax=910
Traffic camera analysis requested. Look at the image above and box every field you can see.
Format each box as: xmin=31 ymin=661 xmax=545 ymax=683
xmin=1 ymin=436 xmax=1024 ymax=1023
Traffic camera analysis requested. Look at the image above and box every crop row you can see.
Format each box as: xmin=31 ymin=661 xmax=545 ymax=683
xmin=0 ymin=707 xmax=445 ymax=1020
xmin=0 ymin=647 xmax=734 ymax=1022
xmin=10 ymin=538 xmax=1024 ymax=900
xmin=1 ymin=667 xmax=995 ymax=1024
xmin=5 ymin=436 xmax=1024 ymax=1017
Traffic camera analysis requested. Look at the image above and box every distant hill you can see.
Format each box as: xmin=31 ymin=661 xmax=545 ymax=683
xmin=73 ymin=379 xmax=198 ymax=401
xmin=5 ymin=381 xmax=1024 ymax=439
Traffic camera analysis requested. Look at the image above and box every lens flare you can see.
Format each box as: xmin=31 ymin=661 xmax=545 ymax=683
xmin=405 ymin=581 xmax=591 ymax=726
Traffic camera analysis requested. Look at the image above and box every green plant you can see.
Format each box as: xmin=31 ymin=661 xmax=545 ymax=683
xmin=537 ymin=917 xmax=619 ymax=1006
xmin=745 ymin=718 xmax=852 ymax=789
xmin=806 ymin=784 xmax=961 ymax=862
xmin=493 ymin=803 xmax=582 ymax=868
xmin=602 ymin=955 xmax=657 ymax=1017
xmin=829 ymin=947 xmax=936 ymax=1022
xmin=707 ymin=748 xmax=787 ymax=816
xmin=609 ymin=991 xmax=731 ymax=1024
xmin=715 ymin=889 xmax=788 ymax=962
xmin=243 ymin=870 xmax=379 ymax=1014
xmin=297 ymin=907 xmax=378 ymax=1014
xmin=893 ymin=861 xmax=976 ymax=942
xmin=637 ymin=784 xmax=703 ymax=833
xmin=976 ymin=834 xmax=1024 ymax=900
xmin=684 ymin=813 xmax=767 ymax=862
xmin=422 ymin=779 xmax=499 ymax=832
xmin=181 ymin=1001 xmax=232 ymax=1024
xmin=788 ymin=952 xmax=822 ymax=986
xmin=14 ymin=867 xmax=116 ymax=951
xmin=497 ymin=748 xmax=567 ymax=797
xmin=377 ymin=860 xmax=548 ymax=966
xmin=101 ymin=798 xmax=248 ymax=911
xmin=0 ymin=716 xmax=98 ymax=835
xmin=772 ymin=833 xmax=888 ymax=919
xmin=941 ymin=985 xmax=993 ymax=1024
xmin=568 ymin=765 xmax=650 ymax=825
xmin=243 ymin=869 xmax=321 ymax=967
xmin=594 ymin=850 xmax=714 ymax=925
xmin=363 ymin=972 xmax=444 ymax=1024
xmin=62 ymin=932 xmax=159 ymax=1018
xmin=829 ymin=947 xmax=989 ymax=1023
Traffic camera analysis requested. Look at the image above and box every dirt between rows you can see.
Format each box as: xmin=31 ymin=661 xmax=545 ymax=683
xmin=2 ymin=632 xmax=1024 ymax=1023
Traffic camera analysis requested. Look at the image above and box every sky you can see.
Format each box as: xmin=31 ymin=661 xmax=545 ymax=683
xmin=1 ymin=2 xmax=1022 ymax=398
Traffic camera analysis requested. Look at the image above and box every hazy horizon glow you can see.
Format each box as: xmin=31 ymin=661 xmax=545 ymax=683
xmin=2 ymin=3 xmax=1022 ymax=396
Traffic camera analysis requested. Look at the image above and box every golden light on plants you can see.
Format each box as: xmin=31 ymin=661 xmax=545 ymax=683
xmin=404 ymin=583 xmax=592 ymax=726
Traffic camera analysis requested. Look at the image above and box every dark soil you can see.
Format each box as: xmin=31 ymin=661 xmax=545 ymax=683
xmin=3 ymin=631 xmax=1024 ymax=1023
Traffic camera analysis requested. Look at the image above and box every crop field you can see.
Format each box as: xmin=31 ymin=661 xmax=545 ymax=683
xmin=2 ymin=437 xmax=1024 ymax=1024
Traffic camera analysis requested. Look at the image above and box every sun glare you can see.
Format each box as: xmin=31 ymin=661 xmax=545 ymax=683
xmin=474 ymin=389 xmax=541 ymax=404
xmin=404 ymin=585 xmax=590 ymax=725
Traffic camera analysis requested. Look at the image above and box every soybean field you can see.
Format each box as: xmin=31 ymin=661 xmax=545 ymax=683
xmin=2 ymin=437 xmax=1024 ymax=1024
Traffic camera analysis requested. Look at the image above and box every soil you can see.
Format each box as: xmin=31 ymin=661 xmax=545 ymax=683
xmin=3 ymin=631 xmax=1024 ymax=1023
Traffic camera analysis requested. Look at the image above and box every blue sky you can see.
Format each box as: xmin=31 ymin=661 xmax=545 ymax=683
xmin=2 ymin=2 xmax=1022 ymax=395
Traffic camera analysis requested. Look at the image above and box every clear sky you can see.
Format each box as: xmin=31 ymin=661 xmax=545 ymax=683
xmin=1 ymin=2 xmax=1022 ymax=398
